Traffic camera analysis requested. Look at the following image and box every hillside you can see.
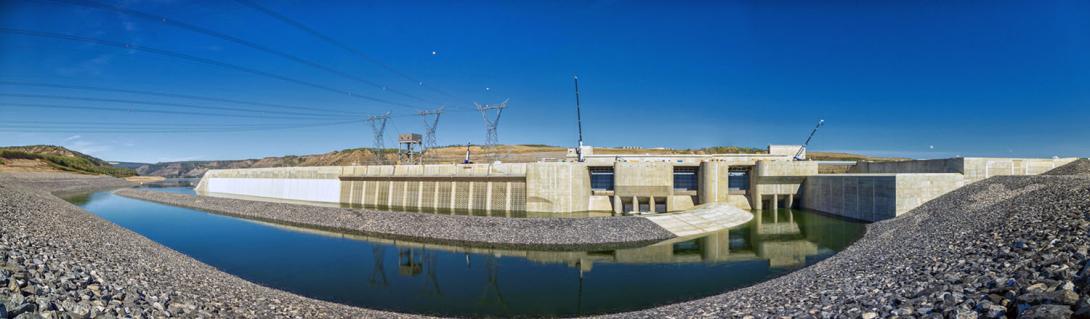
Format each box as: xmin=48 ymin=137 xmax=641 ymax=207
xmin=121 ymin=144 xmax=904 ymax=178
xmin=0 ymin=145 xmax=136 ymax=177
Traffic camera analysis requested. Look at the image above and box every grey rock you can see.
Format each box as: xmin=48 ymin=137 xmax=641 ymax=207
xmin=13 ymin=313 xmax=45 ymax=319
xmin=8 ymin=303 xmax=37 ymax=318
xmin=1021 ymin=304 xmax=1074 ymax=319
xmin=1019 ymin=290 xmax=1080 ymax=306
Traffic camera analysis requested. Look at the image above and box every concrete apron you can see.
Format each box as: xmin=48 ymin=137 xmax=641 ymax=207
xmin=642 ymin=203 xmax=754 ymax=237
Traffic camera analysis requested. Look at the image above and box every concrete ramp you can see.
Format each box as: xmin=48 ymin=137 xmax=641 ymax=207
xmin=643 ymin=203 xmax=753 ymax=237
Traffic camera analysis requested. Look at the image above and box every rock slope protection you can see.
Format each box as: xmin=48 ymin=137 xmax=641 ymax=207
xmin=0 ymin=172 xmax=421 ymax=319
xmin=115 ymin=189 xmax=676 ymax=250
xmin=1044 ymin=158 xmax=1090 ymax=176
xmin=607 ymin=174 xmax=1090 ymax=318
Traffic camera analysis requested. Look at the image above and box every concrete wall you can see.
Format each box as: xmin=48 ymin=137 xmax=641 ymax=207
xmin=752 ymin=160 xmax=818 ymax=210
xmin=613 ymin=161 xmax=673 ymax=197
xmin=524 ymin=162 xmax=591 ymax=214
xmin=851 ymin=157 xmax=1077 ymax=184
xmin=198 ymin=167 xmax=345 ymax=203
xmin=801 ymin=173 xmax=963 ymax=221
xmin=768 ymin=145 xmax=804 ymax=158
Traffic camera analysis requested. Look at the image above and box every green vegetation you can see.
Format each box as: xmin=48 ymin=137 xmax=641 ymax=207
xmin=0 ymin=146 xmax=137 ymax=177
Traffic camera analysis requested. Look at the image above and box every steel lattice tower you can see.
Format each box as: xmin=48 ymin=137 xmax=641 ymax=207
xmin=474 ymin=99 xmax=509 ymax=160
xmin=418 ymin=106 xmax=444 ymax=150
xmin=367 ymin=112 xmax=391 ymax=164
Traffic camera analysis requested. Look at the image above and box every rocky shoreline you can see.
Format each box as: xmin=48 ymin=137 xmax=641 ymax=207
xmin=5 ymin=165 xmax=1090 ymax=318
xmin=1 ymin=172 xmax=420 ymax=319
xmin=114 ymin=188 xmax=676 ymax=251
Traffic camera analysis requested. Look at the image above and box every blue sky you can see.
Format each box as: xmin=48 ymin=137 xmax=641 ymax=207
xmin=1 ymin=0 xmax=1088 ymax=163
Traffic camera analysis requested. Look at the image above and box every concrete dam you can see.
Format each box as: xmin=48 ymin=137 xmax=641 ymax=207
xmin=195 ymin=145 xmax=1079 ymax=221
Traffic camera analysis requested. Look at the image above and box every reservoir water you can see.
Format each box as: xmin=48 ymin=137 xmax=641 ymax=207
xmin=65 ymin=187 xmax=865 ymax=317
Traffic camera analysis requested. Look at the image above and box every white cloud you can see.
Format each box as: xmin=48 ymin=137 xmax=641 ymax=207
xmin=64 ymin=135 xmax=82 ymax=142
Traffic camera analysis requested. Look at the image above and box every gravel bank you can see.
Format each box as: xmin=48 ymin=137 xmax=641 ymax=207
xmin=114 ymin=188 xmax=676 ymax=251
xmin=605 ymin=173 xmax=1090 ymax=318
xmin=1044 ymin=158 xmax=1090 ymax=176
xmin=0 ymin=172 xmax=133 ymax=197
xmin=7 ymin=169 xmax=1090 ymax=318
xmin=1 ymin=172 xmax=418 ymax=319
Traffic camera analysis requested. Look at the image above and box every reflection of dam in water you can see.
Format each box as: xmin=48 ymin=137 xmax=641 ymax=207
xmin=73 ymin=189 xmax=864 ymax=316
xmin=379 ymin=208 xmax=864 ymax=274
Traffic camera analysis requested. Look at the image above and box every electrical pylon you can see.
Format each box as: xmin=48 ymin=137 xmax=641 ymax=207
xmin=474 ymin=99 xmax=509 ymax=161
xmin=367 ymin=112 xmax=391 ymax=164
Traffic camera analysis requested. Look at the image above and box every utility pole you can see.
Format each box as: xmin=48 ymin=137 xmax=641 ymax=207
xmin=573 ymin=75 xmax=585 ymax=162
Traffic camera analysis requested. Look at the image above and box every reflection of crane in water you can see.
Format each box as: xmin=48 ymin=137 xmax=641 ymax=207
xmin=370 ymin=246 xmax=389 ymax=287
xmin=477 ymin=255 xmax=507 ymax=309
xmin=576 ymin=260 xmax=585 ymax=315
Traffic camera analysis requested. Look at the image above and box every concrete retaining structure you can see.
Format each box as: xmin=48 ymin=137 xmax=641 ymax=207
xmin=194 ymin=152 xmax=1075 ymax=221
xmin=850 ymin=157 xmax=1077 ymax=183
xmin=802 ymin=173 xmax=964 ymax=221
xmin=196 ymin=150 xmax=820 ymax=216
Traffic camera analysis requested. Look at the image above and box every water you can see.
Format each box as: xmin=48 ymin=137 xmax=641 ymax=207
xmin=67 ymin=187 xmax=865 ymax=317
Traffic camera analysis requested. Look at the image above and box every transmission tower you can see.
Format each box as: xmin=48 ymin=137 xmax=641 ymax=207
xmin=474 ymin=99 xmax=509 ymax=161
xmin=418 ymin=106 xmax=444 ymax=150
xmin=367 ymin=112 xmax=391 ymax=164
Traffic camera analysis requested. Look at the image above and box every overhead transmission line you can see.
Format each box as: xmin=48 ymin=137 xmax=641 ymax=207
xmin=232 ymin=0 xmax=461 ymax=101
xmin=34 ymin=0 xmax=440 ymax=106
xmin=0 ymin=119 xmax=360 ymax=133
xmin=1 ymin=102 xmax=349 ymax=120
xmin=0 ymin=27 xmax=420 ymax=109
xmin=0 ymin=80 xmax=360 ymax=116
xmin=0 ymin=93 xmax=348 ymax=118
xmin=0 ymin=80 xmax=466 ymax=120
xmin=0 ymin=120 xmax=345 ymax=129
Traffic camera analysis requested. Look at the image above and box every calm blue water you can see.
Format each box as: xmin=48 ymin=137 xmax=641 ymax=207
xmin=66 ymin=188 xmax=865 ymax=317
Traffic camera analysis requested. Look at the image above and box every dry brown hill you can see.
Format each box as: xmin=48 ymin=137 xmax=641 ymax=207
xmin=122 ymin=144 xmax=902 ymax=178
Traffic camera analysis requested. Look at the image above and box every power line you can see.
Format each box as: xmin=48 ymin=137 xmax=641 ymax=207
xmin=1 ymin=102 xmax=347 ymax=120
xmin=35 ymin=0 xmax=439 ymax=105
xmin=0 ymin=119 xmax=360 ymax=133
xmin=232 ymin=0 xmax=459 ymax=100
xmin=0 ymin=80 xmax=360 ymax=116
xmin=0 ymin=27 xmax=420 ymax=109
xmin=0 ymin=93 xmax=348 ymax=118
xmin=0 ymin=120 xmax=339 ymax=128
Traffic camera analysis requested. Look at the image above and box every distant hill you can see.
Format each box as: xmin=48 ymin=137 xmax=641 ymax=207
xmin=118 ymin=144 xmax=903 ymax=178
xmin=0 ymin=145 xmax=136 ymax=177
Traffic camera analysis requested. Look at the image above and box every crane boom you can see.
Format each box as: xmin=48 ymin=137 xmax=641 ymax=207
xmin=794 ymin=119 xmax=825 ymax=160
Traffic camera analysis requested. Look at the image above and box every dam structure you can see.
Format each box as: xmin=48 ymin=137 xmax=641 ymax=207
xmin=195 ymin=145 xmax=1079 ymax=221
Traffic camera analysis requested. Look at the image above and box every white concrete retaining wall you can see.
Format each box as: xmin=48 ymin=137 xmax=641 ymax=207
xmin=205 ymin=177 xmax=341 ymax=203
